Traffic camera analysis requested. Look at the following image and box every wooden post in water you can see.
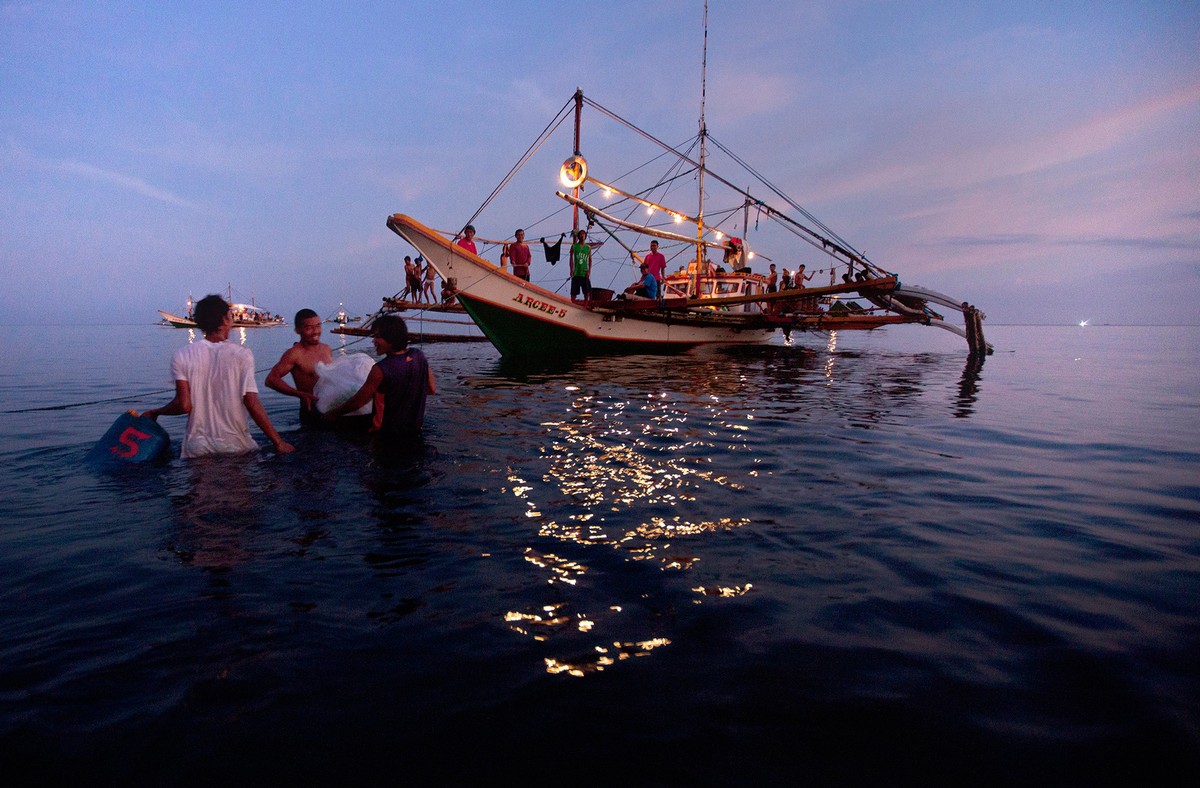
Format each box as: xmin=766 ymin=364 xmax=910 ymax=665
xmin=976 ymin=306 xmax=991 ymax=355
xmin=963 ymin=303 xmax=991 ymax=356
xmin=964 ymin=303 xmax=976 ymax=354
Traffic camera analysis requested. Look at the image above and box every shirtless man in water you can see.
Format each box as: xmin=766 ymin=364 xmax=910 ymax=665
xmin=266 ymin=308 xmax=333 ymax=426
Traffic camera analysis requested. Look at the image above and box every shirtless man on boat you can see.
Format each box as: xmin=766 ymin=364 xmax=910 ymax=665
xmin=266 ymin=308 xmax=333 ymax=426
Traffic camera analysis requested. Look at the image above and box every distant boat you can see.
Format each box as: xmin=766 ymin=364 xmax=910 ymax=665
xmin=158 ymin=306 xmax=285 ymax=329
xmin=326 ymin=304 xmax=361 ymax=325
xmin=158 ymin=285 xmax=285 ymax=329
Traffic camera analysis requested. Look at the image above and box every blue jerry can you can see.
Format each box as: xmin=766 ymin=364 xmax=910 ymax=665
xmin=88 ymin=412 xmax=171 ymax=465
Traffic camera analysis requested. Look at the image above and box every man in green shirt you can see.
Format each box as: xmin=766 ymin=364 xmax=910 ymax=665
xmin=570 ymin=229 xmax=592 ymax=301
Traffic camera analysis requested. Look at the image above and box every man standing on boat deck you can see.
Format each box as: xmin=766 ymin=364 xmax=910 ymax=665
xmin=643 ymin=239 xmax=666 ymax=287
xmin=142 ymin=294 xmax=294 ymax=457
xmin=508 ymin=228 xmax=532 ymax=282
xmin=400 ymin=256 xmax=417 ymax=302
xmin=266 ymin=308 xmax=333 ymax=427
xmin=794 ymin=264 xmax=814 ymax=288
xmin=570 ymin=229 xmax=592 ymax=301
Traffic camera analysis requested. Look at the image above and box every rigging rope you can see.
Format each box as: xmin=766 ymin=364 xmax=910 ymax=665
xmin=706 ymin=134 xmax=859 ymax=254
xmin=580 ymin=93 xmax=888 ymax=276
xmin=443 ymin=85 xmax=892 ymax=302
xmin=460 ymin=98 xmax=575 ymax=237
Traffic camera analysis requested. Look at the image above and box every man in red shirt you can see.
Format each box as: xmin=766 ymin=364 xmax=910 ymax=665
xmin=643 ymin=239 xmax=666 ymax=284
xmin=508 ymin=228 xmax=532 ymax=281
xmin=456 ymin=225 xmax=478 ymax=255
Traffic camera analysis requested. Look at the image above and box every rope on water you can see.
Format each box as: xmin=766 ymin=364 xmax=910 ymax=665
xmin=1 ymin=335 xmax=375 ymax=415
xmin=2 ymin=389 xmax=174 ymax=414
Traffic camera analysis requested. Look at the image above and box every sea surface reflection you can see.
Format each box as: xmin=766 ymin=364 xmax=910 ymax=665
xmin=458 ymin=347 xmax=983 ymax=678
xmin=0 ymin=325 xmax=1197 ymax=784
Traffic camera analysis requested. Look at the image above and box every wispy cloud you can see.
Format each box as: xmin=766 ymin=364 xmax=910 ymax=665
xmin=978 ymin=82 xmax=1200 ymax=182
xmin=56 ymin=159 xmax=202 ymax=210
xmin=3 ymin=143 xmax=203 ymax=210
xmin=818 ymin=82 xmax=1200 ymax=204
xmin=930 ymin=234 xmax=1196 ymax=250
xmin=934 ymin=234 xmax=1042 ymax=247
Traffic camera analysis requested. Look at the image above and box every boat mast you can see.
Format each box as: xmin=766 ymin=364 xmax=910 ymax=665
xmin=693 ymin=0 xmax=710 ymax=296
xmin=743 ymin=191 xmax=751 ymax=256
xmin=572 ymin=88 xmax=583 ymax=234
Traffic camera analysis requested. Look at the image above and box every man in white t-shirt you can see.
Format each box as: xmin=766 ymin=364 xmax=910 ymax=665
xmin=143 ymin=294 xmax=294 ymax=458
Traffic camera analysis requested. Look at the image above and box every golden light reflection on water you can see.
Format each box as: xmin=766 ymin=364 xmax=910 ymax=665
xmin=506 ymin=384 xmax=757 ymax=676
xmin=543 ymin=638 xmax=673 ymax=677
xmin=825 ymin=331 xmax=839 ymax=380
xmin=504 ymin=604 xmax=572 ymax=640
xmin=522 ymin=547 xmax=586 ymax=585
xmin=693 ymin=583 xmax=753 ymax=599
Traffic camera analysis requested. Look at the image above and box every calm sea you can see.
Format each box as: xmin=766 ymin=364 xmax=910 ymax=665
xmin=1 ymin=323 xmax=1197 ymax=785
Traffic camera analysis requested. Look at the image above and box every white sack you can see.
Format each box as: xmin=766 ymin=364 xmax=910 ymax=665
xmin=314 ymin=354 xmax=375 ymax=416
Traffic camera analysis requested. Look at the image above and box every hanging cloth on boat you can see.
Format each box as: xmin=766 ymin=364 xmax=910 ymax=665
xmin=541 ymin=234 xmax=564 ymax=265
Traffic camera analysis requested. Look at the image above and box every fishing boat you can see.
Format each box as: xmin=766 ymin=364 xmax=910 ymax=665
xmin=157 ymin=286 xmax=285 ymax=329
xmin=385 ymin=27 xmax=989 ymax=358
xmin=325 ymin=304 xmax=361 ymax=325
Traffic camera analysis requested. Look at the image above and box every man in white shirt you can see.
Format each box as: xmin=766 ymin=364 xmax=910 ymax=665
xmin=143 ymin=294 xmax=294 ymax=458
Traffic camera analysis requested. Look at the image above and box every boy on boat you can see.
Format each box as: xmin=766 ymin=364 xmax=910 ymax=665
xmin=266 ymin=308 xmax=333 ymax=426
xmin=401 ymin=256 xmax=419 ymax=302
xmin=570 ymin=229 xmax=592 ymax=301
xmin=508 ymin=228 xmax=532 ymax=281
xmin=456 ymin=225 xmax=478 ymax=255
xmin=142 ymin=294 xmax=294 ymax=457
xmin=794 ymin=264 xmax=814 ymax=288
xmin=421 ymin=258 xmax=437 ymax=302
xmin=322 ymin=315 xmax=436 ymax=444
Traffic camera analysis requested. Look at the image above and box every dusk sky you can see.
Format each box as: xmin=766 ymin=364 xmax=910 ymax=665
xmin=2 ymin=1 xmax=1197 ymax=326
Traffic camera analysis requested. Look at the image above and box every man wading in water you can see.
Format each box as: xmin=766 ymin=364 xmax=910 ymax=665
xmin=322 ymin=315 xmax=436 ymax=446
xmin=266 ymin=308 xmax=333 ymax=427
xmin=142 ymin=294 xmax=294 ymax=457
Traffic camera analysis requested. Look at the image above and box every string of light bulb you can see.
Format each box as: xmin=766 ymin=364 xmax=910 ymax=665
xmin=559 ymin=154 xmax=747 ymax=253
